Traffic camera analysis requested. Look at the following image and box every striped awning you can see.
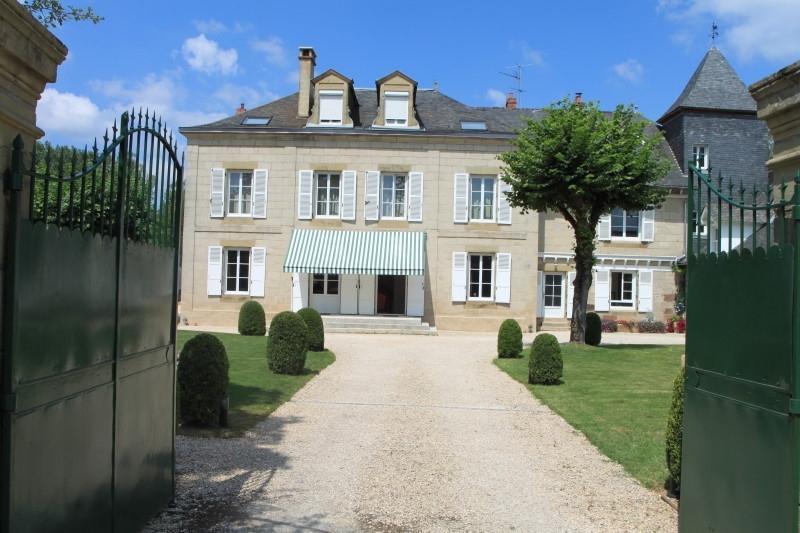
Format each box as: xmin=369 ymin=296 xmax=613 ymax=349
xmin=283 ymin=229 xmax=426 ymax=275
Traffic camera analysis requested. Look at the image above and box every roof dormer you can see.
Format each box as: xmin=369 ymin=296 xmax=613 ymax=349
xmin=307 ymin=69 xmax=356 ymax=128
xmin=373 ymin=71 xmax=420 ymax=129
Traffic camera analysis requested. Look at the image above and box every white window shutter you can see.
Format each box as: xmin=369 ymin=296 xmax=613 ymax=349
xmin=537 ymin=271 xmax=544 ymax=318
xmin=566 ymin=272 xmax=576 ymax=318
xmin=207 ymin=246 xmax=223 ymax=296
xmin=210 ymin=168 xmax=225 ymax=218
xmin=453 ymin=173 xmax=469 ymax=223
xmin=594 ymin=269 xmax=610 ymax=311
xmin=641 ymin=209 xmax=655 ymax=242
xmin=407 ymin=275 xmax=424 ymax=316
xmin=597 ymin=213 xmax=611 ymax=241
xmin=497 ymin=179 xmax=512 ymax=225
xmin=340 ymin=170 xmax=357 ymax=220
xmin=319 ymin=92 xmax=343 ymax=123
xmin=638 ymin=270 xmax=653 ymax=312
xmin=407 ymin=171 xmax=423 ymax=222
xmin=291 ymin=273 xmax=308 ymax=312
xmin=252 ymin=169 xmax=268 ymax=219
xmin=250 ymin=247 xmax=266 ymax=297
xmin=297 ymin=170 xmax=313 ymax=220
xmin=495 ymin=253 xmax=511 ymax=303
xmin=451 ymin=252 xmax=467 ymax=302
xmin=364 ymin=171 xmax=380 ymax=221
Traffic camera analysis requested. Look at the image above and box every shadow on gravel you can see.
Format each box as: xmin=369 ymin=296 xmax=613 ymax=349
xmin=144 ymin=414 xmax=305 ymax=532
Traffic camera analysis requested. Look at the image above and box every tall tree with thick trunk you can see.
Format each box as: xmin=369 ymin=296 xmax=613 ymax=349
xmin=499 ymin=99 xmax=670 ymax=343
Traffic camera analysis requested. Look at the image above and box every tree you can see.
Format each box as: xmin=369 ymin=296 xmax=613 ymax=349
xmin=22 ymin=0 xmax=102 ymax=28
xmin=499 ymin=98 xmax=670 ymax=343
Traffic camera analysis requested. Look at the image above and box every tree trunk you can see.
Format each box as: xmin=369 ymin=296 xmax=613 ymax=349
xmin=569 ymin=224 xmax=597 ymax=343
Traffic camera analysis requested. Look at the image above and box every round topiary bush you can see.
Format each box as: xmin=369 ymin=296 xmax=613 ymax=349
xmin=266 ymin=311 xmax=308 ymax=375
xmin=178 ymin=333 xmax=229 ymax=427
xmin=298 ymin=307 xmax=325 ymax=351
xmin=497 ymin=319 xmax=523 ymax=358
xmin=238 ymin=300 xmax=266 ymax=336
xmin=665 ymin=366 xmax=685 ymax=496
xmin=529 ymin=333 xmax=563 ymax=385
xmin=586 ymin=312 xmax=602 ymax=346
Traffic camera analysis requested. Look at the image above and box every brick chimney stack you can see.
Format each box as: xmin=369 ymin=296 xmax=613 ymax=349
xmin=505 ymin=92 xmax=517 ymax=110
xmin=236 ymin=103 xmax=246 ymax=115
xmin=574 ymin=92 xmax=583 ymax=105
xmin=297 ymin=46 xmax=316 ymax=118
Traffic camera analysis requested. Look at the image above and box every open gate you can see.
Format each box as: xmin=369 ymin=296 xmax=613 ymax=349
xmin=681 ymin=163 xmax=799 ymax=531
xmin=1 ymin=111 xmax=182 ymax=532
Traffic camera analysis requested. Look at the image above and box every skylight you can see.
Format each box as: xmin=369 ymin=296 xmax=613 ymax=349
xmin=241 ymin=116 xmax=271 ymax=126
xmin=461 ymin=121 xmax=487 ymax=130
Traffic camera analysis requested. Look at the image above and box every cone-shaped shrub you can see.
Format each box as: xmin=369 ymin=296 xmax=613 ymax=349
xmin=666 ymin=366 xmax=685 ymax=496
xmin=497 ymin=319 xmax=523 ymax=358
xmin=586 ymin=312 xmax=602 ymax=346
xmin=298 ymin=307 xmax=325 ymax=351
xmin=238 ymin=300 xmax=266 ymax=336
xmin=529 ymin=333 xmax=563 ymax=385
xmin=178 ymin=333 xmax=229 ymax=427
xmin=266 ymin=311 xmax=308 ymax=375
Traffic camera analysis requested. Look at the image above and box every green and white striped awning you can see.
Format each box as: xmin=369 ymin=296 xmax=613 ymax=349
xmin=283 ymin=229 xmax=426 ymax=275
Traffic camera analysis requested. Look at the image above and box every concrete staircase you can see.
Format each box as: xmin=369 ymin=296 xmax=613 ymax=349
xmin=539 ymin=318 xmax=571 ymax=332
xmin=322 ymin=315 xmax=437 ymax=335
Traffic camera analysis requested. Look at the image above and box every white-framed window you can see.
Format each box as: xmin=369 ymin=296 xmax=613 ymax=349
xmin=611 ymin=208 xmax=640 ymax=238
xmin=470 ymin=176 xmax=496 ymax=221
xmin=381 ymin=174 xmax=407 ymax=218
xmin=692 ymin=144 xmax=708 ymax=170
xmin=692 ymin=209 xmax=708 ymax=236
xmin=384 ymin=91 xmax=409 ymax=126
xmin=227 ymin=170 xmax=253 ymax=216
xmin=315 ymin=172 xmax=340 ymax=217
xmin=319 ymin=90 xmax=343 ymax=125
xmin=468 ymin=254 xmax=494 ymax=300
xmin=610 ymin=271 xmax=635 ymax=308
xmin=544 ymin=274 xmax=563 ymax=307
xmin=312 ymin=273 xmax=339 ymax=295
xmin=225 ymin=248 xmax=250 ymax=295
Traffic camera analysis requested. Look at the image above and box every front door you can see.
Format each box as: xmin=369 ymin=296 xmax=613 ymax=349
xmin=377 ymin=275 xmax=406 ymax=315
xmin=543 ymin=273 xmax=565 ymax=318
xmin=310 ymin=273 xmax=340 ymax=314
xmin=340 ymin=275 xmax=358 ymax=314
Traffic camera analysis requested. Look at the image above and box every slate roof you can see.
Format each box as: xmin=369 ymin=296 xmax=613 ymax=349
xmin=659 ymin=47 xmax=757 ymax=123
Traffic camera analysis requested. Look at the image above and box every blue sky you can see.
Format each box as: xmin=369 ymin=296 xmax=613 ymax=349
xmin=39 ymin=0 xmax=800 ymax=146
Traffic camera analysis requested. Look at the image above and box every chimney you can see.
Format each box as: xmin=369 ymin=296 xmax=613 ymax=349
xmin=505 ymin=92 xmax=517 ymax=110
xmin=574 ymin=92 xmax=583 ymax=105
xmin=236 ymin=103 xmax=246 ymax=115
xmin=297 ymin=46 xmax=316 ymax=118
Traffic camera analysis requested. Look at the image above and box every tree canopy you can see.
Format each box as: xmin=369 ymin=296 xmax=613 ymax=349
xmin=22 ymin=0 xmax=102 ymax=28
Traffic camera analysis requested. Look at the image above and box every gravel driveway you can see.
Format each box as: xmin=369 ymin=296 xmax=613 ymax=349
xmin=147 ymin=332 xmax=677 ymax=532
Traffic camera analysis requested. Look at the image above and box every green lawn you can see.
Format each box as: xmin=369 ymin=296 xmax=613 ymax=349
xmin=495 ymin=343 xmax=682 ymax=490
xmin=177 ymin=330 xmax=335 ymax=436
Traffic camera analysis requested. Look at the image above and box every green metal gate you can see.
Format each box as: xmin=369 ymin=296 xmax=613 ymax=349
xmin=1 ymin=111 xmax=182 ymax=532
xmin=681 ymin=163 xmax=799 ymax=531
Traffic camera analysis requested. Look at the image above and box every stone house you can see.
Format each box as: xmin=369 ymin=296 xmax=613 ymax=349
xmin=178 ymin=46 xmax=768 ymax=332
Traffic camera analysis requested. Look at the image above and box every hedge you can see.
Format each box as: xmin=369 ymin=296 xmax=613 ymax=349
xmin=177 ymin=333 xmax=229 ymax=427
xmin=238 ymin=300 xmax=266 ymax=336
xmin=665 ymin=366 xmax=685 ymax=496
xmin=497 ymin=319 xmax=523 ymax=358
xmin=529 ymin=333 xmax=563 ymax=385
xmin=266 ymin=311 xmax=308 ymax=375
xmin=585 ymin=312 xmax=602 ymax=346
xmin=298 ymin=307 xmax=325 ymax=351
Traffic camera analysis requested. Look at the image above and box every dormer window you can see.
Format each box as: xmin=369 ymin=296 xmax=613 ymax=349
xmin=384 ymin=91 xmax=409 ymax=126
xmin=319 ymin=90 xmax=344 ymax=125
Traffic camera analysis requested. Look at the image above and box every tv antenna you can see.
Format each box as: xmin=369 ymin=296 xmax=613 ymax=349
xmin=499 ymin=63 xmax=535 ymax=107
xmin=710 ymin=21 xmax=719 ymax=46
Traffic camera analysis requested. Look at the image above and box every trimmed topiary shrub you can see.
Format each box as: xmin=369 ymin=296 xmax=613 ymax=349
xmin=497 ymin=319 xmax=523 ymax=358
xmin=529 ymin=333 xmax=563 ymax=385
xmin=238 ymin=300 xmax=266 ymax=336
xmin=266 ymin=311 xmax=308 ymax=375
xmin=586 ymin=312 xmax=602 ymax=346
xmin=298 ymin=307 xmax=325 ymax=351
xmin=666 ymin=366 xmax=685 ymax=496
xmin=178 ymin=333 xmax=229 ymax=427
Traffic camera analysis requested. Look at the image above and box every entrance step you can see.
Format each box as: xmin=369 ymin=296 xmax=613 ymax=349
xmin=322 ymin=315 xmax=437 ymax=335
xmin=540 ymin=318 xmax=571 ymax=332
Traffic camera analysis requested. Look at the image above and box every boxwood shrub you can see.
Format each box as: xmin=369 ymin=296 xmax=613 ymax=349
xmin=238 ymin=300 xmax=266 ymax=336
xmin=585 ymin=312 xmax=602 ymax=346
xmin=298 ymin=307 xmax=325 ymax=351
xmin=178 ymin=333 xmax=229 ymax=427
xmin=497 ymin=319 xmax=523 ymax=358
xmin=666 ymin=366 xmax=685 ymax=496
xmin=266 ymin=311 xmax=308 ymax=375
xmin=529 ymin=333 xmax=563 ymax=385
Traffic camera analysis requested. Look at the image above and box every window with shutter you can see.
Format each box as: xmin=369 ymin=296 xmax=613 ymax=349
xmin=407 ymin=172 xmax=423 ymax=222
xmin=297 ymin=170 xmax=313 ymax=220
xmin=340 ymin=170 xmax=357 ymax=221
xmin=207 ymin=246 xmax=223 ymax=296
xmin=594 ymin=269 xmax=610 ymax=311
xmin=384 ymin=92 xmax=409 ymax=126
xmin=453 ymin=173 xmax=469 ymax=223
xmin=319 ymin=91 xmax=343 ymax=124
xmin=209 ymin=168 xmax=225 ymax=218
xmin=252 ymin=169 xmax=267 ymax=218
xmin=497 ymin=179 xmax=512 ymax=225
xmin=364 ymin=171 xmax=380 ymax=221
xmin=495 ymin=253 xmax=511 ymax=303
xmin=451 ymin=252 xmax=467 ymax=302
xmin=638 ymin=270 xmax=653 ymax=312
xmin=250 ymin=247 xmax=266 ymax=297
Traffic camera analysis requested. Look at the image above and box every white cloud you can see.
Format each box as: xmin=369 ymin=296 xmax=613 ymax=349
xmin=213 ymin=83 xmax=279 ymax=109
xmin=251 ymin=37 xmax=286 ymax=66
xmin=486 ymin=88 xmax=507 ymax=107
xmin=181 ymin=34 xmax=238 ymax=75
xmin=38 ymin=88 xmax=110 ymax=140
xmin=193 ymin=19 xmax=227 ymax=33
xmin=522 ymin=46 xmax=545 ymax=67
xmin=659 ymin=0 xmax=800 ymax=62
xmin=613 ymin=59 xmax=644 ymax=83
